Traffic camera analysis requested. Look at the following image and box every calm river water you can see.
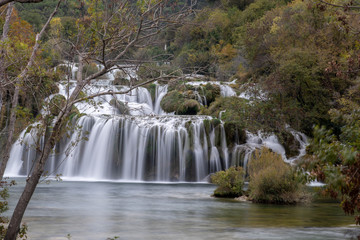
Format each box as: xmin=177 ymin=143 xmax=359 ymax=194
xmin=7 ymin=178 xmax=360 ymax=240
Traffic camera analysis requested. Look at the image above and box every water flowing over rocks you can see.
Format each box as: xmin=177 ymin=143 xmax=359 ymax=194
xmin=5 ymin=66 xmax=308 ymax=182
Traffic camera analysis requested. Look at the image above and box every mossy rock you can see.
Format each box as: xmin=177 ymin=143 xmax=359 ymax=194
xmin=160 ymin=90 xmax=183 ymax=113
xmin=177 ymin=99 xmax=200 ymax=115
xmin=224 ymin=121 xmax=246 ymax=146
xmin=211 ymin=118 xmax=221 ymax=127
xmin=145 ymin=83 xmax=157 ymax=102
xmin=203 ymin=119 xmax=211 ymax=135
xmin=168 ymin=79 xmax=187 ymax=92
xmin=168 ymin=79 xmax=180 ymax=92
xmin=204 ymin=83 xmax=221 ymax=105
xmin=277 ymin=131 xmax=300 ymax=158
xmin=109 ymin=99 xmax=129 ymax=115
xmin=183 ymin=90 xmax=196 ymax=99
xmin=161 ymin=90 xmax=201 ymax=115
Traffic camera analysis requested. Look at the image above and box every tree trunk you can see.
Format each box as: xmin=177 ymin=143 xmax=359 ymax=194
xmin=0 ymin=0 xmax=62 ymax=180
xmin=5 ymin=79 xmax=83 ymax=239
xmin=0 ymin=3 xmax=13 ymax=125
xmin=5 ymin=115 xmax=65 ymax=239
xmin=0 ymin=82 xmax=19 ymax=180
xmin=77 ymin=54 xmax=83 ymax=82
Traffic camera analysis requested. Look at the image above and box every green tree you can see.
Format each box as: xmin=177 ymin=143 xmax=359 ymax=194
xmin=306 ymin=92 xmax=360 ymax=224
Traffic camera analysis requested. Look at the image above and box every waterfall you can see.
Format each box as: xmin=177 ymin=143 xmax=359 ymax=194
xmin=5 ymin=67 xmax=308 ymax=182
xmin=154 ymin=84 xmax=168 ymax=115
xmin=6 ymin=115 xmax=228 ymax=182
xmin=230 ymin=131 xmax=308 ymax=171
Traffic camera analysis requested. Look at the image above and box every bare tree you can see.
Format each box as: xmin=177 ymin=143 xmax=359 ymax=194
xmin=0 ymin=0 xmax=63 ymax=181
xmin=4 ymin=0 xmax=195 ymax=239
xmin=0 ymin=2 xmax=13 ymax=119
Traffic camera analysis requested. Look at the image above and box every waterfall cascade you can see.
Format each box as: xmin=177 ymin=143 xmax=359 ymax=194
xmin=4 ymin=66 xmax=308 ymax=182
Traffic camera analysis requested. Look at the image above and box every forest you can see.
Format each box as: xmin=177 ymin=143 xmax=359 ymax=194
xmin=0 ymin=0 xmax=360 ymax=239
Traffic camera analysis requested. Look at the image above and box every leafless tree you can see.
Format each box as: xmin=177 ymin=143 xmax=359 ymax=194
xmin=0 ymin=0 xmax=62 ymax=181
xmin=4 ymin=0 xmax=195 ymax=239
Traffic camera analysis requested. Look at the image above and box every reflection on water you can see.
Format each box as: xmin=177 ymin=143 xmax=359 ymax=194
xmin=7 ymin=179 xmax=360 ymax=240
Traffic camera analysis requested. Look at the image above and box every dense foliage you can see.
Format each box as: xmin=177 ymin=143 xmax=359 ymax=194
xmin=211 ymin=166 xmax=244 ymax=198
xmin=305 ymin=91 xmax=360 ymax=224
xmin=248 ymin=148 xmax=308 ymax=204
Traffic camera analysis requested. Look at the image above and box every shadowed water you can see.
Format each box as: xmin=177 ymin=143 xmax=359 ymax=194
xmin=7 ymin=179 xmax=360 ymax=240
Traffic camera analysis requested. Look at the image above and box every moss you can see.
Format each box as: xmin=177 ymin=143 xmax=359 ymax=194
xmin=168 ymin=79 xmax=180 ymax=92
xmin=277 ymin=130 xmax=300 ymax=158
xmin=211 ymin=118 xmax=221 ymax=127
xmin=214 ymin=125 xmax=222 ymax=147
xmin=203 ymin=119 xmax=211 ymax=136
xmin=224 ymin=121 xmax=246 ymax=147
xmin=185 ymin=121 xmax=194 ymax=147
xmin=145 ymin=83 xmax=157 ymax=102
xmin=203 ymin=83 xmax=221 ymax=105
xmin=177 ymin=99 xmax=200 ymax=115
xmin=160 ymin=91 xmax=200 ymax=115
xmin=183 ymin=90 xmax=196 ymax=99
xmin=160 ymin=90 xmax=183 ymax=113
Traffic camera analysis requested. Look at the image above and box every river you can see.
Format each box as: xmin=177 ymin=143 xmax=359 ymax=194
xmin=7 ymin=178 xmax=360 ymax=240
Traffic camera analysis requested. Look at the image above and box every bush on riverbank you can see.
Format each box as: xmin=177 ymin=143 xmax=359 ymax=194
xmin=211 ymin=166 xmax=244 ymax=198
xmin=248 ymin=147 xmax=308 ymax=204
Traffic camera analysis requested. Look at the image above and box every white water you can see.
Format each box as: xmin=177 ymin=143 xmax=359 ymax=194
xmin=6 ymin=115 xmax=230 ymax=181
xmin=230 ymin=130 xmax=308 ymax=170
xmin=5 ymin=64 xmax=308 ymax=182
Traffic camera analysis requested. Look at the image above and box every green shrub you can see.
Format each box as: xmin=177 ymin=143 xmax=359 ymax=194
xmin=177 ymin=99 xmax=200 ymax=115
xmin=160 ymin=91 xmax=200 ymax=115
xmin=160 ymin=90 xmax=183 ymax=113
xmin=211 ymin=166 xmax=245 ymax=198
xmin=203 ymin=83 xmax=220 ymax=105
xmin=248 ymin=147 xmax=308 ymax=204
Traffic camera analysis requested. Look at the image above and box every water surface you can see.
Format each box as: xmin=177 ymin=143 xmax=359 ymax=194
xmin=7 ymin=179 xmax=360 ymax=240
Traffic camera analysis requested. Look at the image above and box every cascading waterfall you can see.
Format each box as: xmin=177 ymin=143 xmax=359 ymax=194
xmin=4 ymin=66 xmax=308 ymax=182
xmin=230 ymin=131 xmax=308 ymax=171
xmin=154 ymin=84 xmax=168 ymax=115
xmin=6 ymin=115 xmax=228 ymax=182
